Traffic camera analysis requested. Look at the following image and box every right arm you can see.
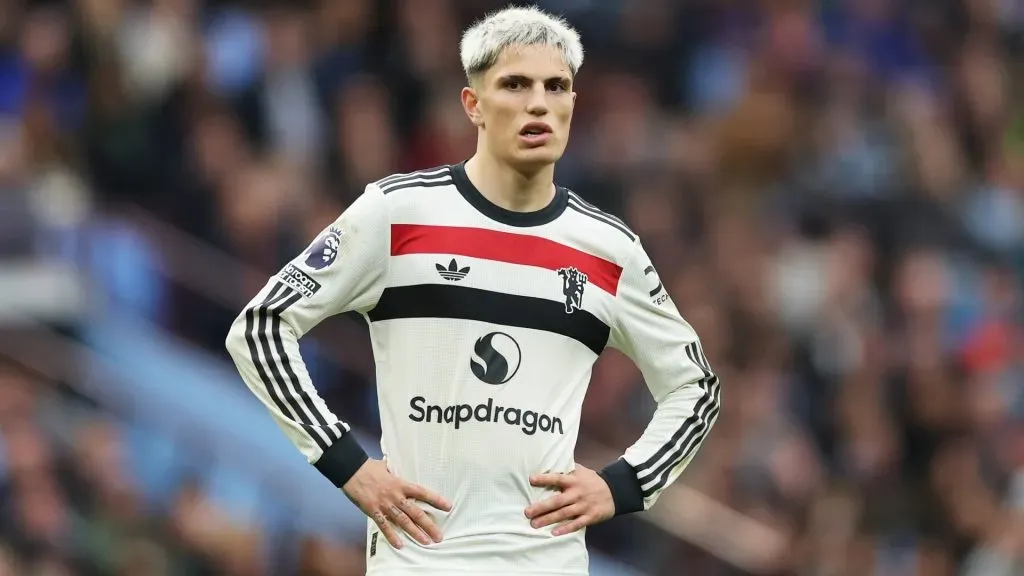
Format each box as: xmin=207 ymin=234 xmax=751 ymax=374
xmin=225 ymin=183 xmax=390 ymax=488
xmin=225 ymin=184 xmax=450 ymax=548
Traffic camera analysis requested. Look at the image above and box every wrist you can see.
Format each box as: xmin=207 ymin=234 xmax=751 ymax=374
xmin=597 ymin=458 xmax=644 ymax=516
xmin=314 ymin=433 xmax=369 ymax=488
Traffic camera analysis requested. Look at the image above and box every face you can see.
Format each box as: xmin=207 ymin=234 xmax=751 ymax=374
xmin=462 ymin=44 xmax=576 ymax=172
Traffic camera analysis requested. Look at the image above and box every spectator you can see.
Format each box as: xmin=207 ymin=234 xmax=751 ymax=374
xmin=0 ymin=0 xmax=1021 ymax=574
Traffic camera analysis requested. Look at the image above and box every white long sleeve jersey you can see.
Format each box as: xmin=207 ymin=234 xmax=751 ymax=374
xmin=225 ymin=163 xmax=721 ymax=576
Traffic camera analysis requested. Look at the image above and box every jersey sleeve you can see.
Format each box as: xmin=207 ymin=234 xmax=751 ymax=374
xmin=225 ymin=183 xmax=390 ymax=489
xmin=598 ymin=241 xmax=722 ymax=514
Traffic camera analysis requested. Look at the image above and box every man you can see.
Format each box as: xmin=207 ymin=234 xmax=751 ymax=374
xmin=225 ymin=6 xmax=720 ymax=575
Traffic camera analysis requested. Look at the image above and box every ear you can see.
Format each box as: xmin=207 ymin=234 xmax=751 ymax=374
xmin=461 ymin=86 xmax=484 ymax=127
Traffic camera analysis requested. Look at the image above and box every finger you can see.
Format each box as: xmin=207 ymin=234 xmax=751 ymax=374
xmin=552 ymin=516 xmax=590 ymax=537
xmin=372 ymin=510 xmax=403 ymax=550
xmin=387 ymin=502 xmax=430 ymax=546
xmin=400 ymin=499 xmax=444 ymax=543
xmin=530 ymin=473 xmax=572 ymax=489
xmin=525 ymin=491 xmax=575 ymax=519
xmin=531 ymin=503 xmax=584 ymax=529
xmin=404 ymin=483 xmax=453 ymax=512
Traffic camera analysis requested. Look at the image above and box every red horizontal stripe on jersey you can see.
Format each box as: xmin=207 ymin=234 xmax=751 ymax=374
xmin=391 ymin=224 xmax=622 ymax=295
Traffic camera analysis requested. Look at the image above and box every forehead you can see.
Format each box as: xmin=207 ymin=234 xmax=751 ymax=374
xmin=486 ymin=44 xmax=572 ymax=79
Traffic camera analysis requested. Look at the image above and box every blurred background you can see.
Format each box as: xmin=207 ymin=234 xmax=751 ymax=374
xmin=0 ymin=0 xmax=1022 ymax=574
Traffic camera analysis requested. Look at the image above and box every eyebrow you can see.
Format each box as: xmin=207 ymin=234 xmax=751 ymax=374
xmin=498 ymin=74 xmax=573 ymax=85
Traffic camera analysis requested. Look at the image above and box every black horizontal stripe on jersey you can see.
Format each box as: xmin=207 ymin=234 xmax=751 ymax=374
xmin=566 ymin=194 xmax=636 ymax=242
xmin=368 ymin=284 xmax=610 ymax=355
xmin=635 ymin=342 xmax=720 ymax=497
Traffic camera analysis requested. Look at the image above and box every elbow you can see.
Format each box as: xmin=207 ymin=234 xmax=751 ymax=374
xmin=706 ymin=375 xmax=722 ymax=428
xmin=224 ymin=308 xmax=251 ymax=359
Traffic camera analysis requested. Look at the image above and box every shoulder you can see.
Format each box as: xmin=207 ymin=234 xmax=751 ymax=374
xmin=370 ymin=165 xmax=455 ymax=195
xmin=562 ymin=188 xmax=636 ymax=243
xmin=561 ymin=188 xmax=639 ymax=258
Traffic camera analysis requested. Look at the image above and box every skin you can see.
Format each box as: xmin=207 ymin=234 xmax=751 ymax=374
xmin=343 ymin=460 xmax=451 ymax=549
xmin=525 ymin=468 xmax=616 ymax=537
xmin=460 ymin=43 xmax=576 ymax=213
xmin=342 ymin=42 xmax=616 ymax=550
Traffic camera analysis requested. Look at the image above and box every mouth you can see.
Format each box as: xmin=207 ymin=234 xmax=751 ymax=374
xmin=519 ymin=123 xmax=553 ymax=137
xmin=518 ymin=123 xmax=553 ymax=148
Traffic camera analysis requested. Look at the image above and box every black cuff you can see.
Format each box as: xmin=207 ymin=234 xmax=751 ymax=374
xmin=314 ymin=433 xmax=369 ymax=488
xmin=597 ymin=458 xmax=645 ymax=516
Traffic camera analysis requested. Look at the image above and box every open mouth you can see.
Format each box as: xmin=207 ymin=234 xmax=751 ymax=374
xmin=520 ymin=123 xmax=552 ymax=136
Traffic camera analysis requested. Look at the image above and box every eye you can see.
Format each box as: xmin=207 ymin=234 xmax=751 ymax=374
xmin=546 ymin=81 xmax=569 ymax=93
xmin=504 ymin=79 xmax=525 ymax=91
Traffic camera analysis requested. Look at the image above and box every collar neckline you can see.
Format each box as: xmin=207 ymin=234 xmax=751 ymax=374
xmin=449 ymin=161 xmax=567 ymax=227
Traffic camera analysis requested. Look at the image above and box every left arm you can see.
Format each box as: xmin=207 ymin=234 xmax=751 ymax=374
xmin=525 ymin=241 xmax=721 ymax=533
xmin=597 ymin=241 xmax=721 ymax=514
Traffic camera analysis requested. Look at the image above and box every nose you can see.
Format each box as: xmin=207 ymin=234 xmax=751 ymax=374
xmin=525 ymin=85 xmax=549 ymax=116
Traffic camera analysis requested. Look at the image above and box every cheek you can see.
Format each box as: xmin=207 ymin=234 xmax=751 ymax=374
xmin=558 ymin=103 xmax=574 ymax=125
xmin=488 ymin=110 xmax=517 ymax=135
xmin=480 ymin=101 xmax=514 ymax=130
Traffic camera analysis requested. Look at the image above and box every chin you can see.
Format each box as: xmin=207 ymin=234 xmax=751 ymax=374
xmin=510 ymin=146 xmax=563 ymax=171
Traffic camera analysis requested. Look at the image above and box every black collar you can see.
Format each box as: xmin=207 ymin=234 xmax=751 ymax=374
xmin=449 ymin=161 xmax=568 ymax=227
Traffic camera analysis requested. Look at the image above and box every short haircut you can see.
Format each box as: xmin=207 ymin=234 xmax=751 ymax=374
xmin=459 ymin=6 xmax=584 ymax=83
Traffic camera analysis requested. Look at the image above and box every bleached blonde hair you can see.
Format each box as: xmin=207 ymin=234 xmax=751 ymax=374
xmin=459 ymin=6 xmax=584 ymax=83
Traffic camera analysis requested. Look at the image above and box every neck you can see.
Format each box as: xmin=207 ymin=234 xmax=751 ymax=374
xmin=464 ymin=151 xmax=555 ymax=213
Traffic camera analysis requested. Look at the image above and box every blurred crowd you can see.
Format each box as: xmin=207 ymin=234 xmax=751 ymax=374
xmin=1 ymin=0 xmax=1024 ymax=575
xmin=0 ymin=362 xmax=370 ymax=576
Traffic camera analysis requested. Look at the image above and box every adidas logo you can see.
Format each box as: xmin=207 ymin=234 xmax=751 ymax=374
xmin=436 ymin=258 xmax=470 ymax=281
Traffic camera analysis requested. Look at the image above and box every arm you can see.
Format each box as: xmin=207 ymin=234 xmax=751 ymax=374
xmin=599 ymin=241 xmax=722 ymax=515
xmin=225 ymin=183 xmax=389 ymax=489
